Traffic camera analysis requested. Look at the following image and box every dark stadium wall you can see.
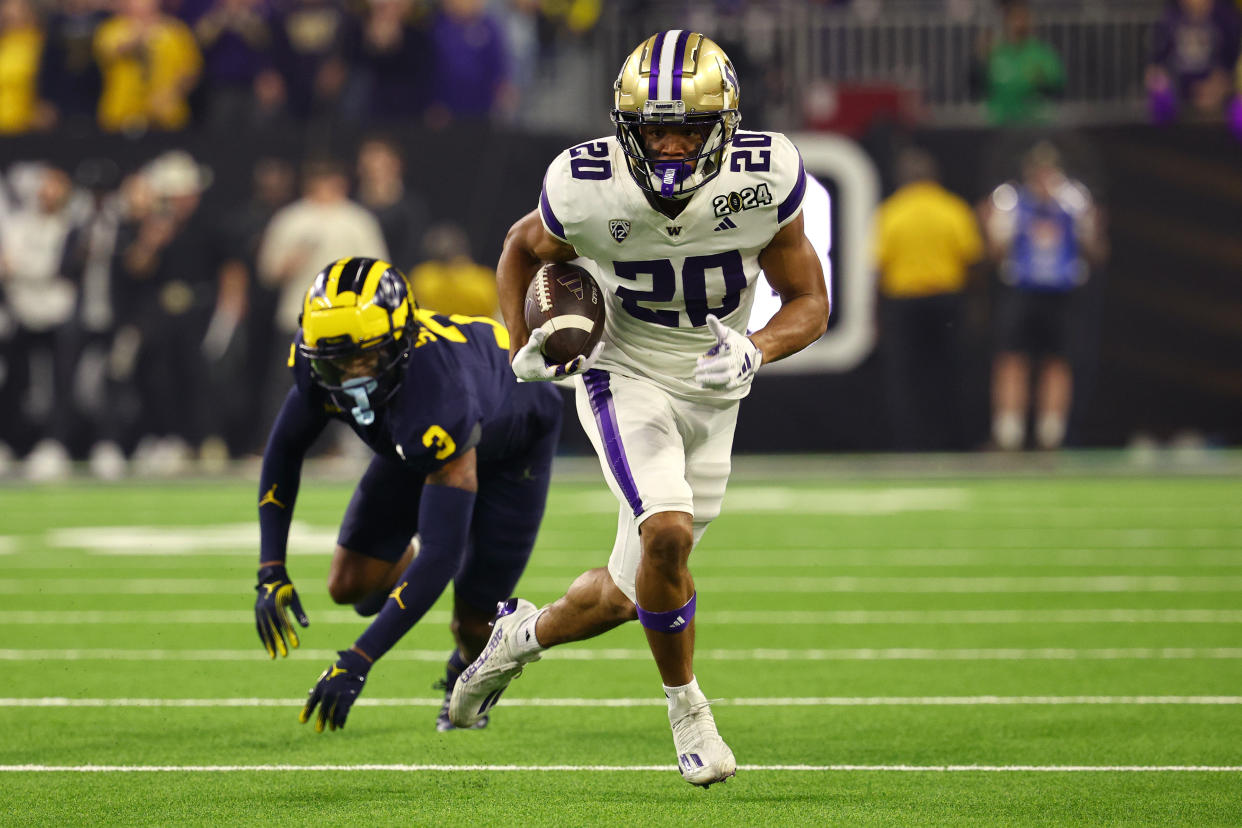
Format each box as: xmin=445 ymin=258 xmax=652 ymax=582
xmin=4 ymin=122 xmax=1239 ymax=451
xmin=732 ymin=123 xmax=1242 ymax=453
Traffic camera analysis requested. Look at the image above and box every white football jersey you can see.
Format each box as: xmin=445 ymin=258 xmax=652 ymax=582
xmin=539 ymin=131 xmax=807 ymax=400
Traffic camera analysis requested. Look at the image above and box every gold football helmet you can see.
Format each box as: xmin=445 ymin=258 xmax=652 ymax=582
xmin=299 ymin=257 xmax=417 ymax=425
xmin=611 ymin=30 xmax=741 ymax=199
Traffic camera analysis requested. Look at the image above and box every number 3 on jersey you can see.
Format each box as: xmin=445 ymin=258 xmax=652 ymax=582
xmin=613 ymin=251 xmax=746 ymax=328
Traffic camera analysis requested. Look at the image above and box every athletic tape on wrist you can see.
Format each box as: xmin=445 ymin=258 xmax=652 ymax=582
xmin=636 ymin=592 xmax=696 ymax=634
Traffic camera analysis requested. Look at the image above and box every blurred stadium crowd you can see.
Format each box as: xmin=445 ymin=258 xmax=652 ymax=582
xmin=0 ymin=0 xmax=607 ymax=133
xmin=1 ymin=0 xmax=1241 ymax=479
xmin=3 ymin=0 xmax=1238 ymax=135
xmin=0 ymin=141 xmax=505 ymax=478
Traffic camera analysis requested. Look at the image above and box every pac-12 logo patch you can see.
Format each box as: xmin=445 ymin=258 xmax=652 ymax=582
xmin=608 ymin=219 xmax=631 ymax=243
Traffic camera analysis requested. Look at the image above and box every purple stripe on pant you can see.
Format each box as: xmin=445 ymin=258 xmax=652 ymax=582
xmin=583 ymin=369 xmax=643 ymax=517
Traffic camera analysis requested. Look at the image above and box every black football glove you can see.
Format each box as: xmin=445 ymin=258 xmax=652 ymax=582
xmin=300 ymin=649 xmax=372 ymax=732
xmin=254 ymin=564 xmax=309 ymax=658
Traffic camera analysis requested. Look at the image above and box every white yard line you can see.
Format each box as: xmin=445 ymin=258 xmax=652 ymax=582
xmin=71 ymin=545 xmax=1242 ymax=560
xmin=4 ymin=575 xmax=1242 ymax=594
xmin=2 ymin=695 xmax=1239 ymax=708
xmin=0 ymin=610 xmax=453 ymax=624
xmin=0 ymin=579 xmax=243 ymax=594
xmin=706 ymin=609 xmax=1242 ymax=624
xmin=3 ymin=647 xmax=1241 ymax=662
xmin=571 ymin=487 xmax=971 ymax=514
xmin=45 ymin=524 xmax=339 ymax=554
xmin=629 ymin=576 xmax=1242 ymax=593
xmin=10 ymin=521 xmax=1241 ymax=560
xmin=10 ymin=548 xmax=1242 ymax=569
xmin=3 ymin=608 xmax=1242 ymax=625
xmin=24 ymin=518 xmax=1242 ymax=558
xmin=2 ymin=763 xmax=1240 ymax=773
xmin=2 ymin=608 xmax=1241 ymax=625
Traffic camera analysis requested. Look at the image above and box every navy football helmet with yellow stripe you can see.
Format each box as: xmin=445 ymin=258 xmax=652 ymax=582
xmin=299 ymin=257 xmax=416 ymax=426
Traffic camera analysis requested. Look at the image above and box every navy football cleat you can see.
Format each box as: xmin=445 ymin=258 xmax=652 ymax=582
xmin=433 ymin=677 xmax=488 ymax=732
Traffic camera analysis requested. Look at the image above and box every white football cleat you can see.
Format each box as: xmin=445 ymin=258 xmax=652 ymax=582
xmin=668 ymin=685 xmax=736 ymax=787
xmin=89 ymin=441 xmax=126 ymax=481
xmin=448 ymin=598 xmax=541 ymax=728
xmin=24 ymin=439 xmax=71 ymax=482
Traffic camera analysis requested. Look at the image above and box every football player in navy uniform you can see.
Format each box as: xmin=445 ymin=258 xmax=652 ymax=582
xmin=252 ymin=257 xmax=562 ymax=731
xmin=449 ymin=31 xmax=829 ymax=786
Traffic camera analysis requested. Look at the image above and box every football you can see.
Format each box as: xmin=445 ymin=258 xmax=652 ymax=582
xmin=524 ymin=262 xmax=606 ymax=364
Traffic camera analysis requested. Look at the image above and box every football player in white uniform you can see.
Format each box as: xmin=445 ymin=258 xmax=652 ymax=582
xmin=450 ymin=30 xmax=828 ymax=787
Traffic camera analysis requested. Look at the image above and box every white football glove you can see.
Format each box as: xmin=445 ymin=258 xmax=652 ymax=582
xmin=511 ymin=328 xmax=604 ymax=382
xmin=694 ymin=314 xmax=763 ymax=390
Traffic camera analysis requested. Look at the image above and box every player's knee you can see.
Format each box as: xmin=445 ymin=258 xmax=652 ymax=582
xmin=640 ymin=521 xmax=693 ymax=574
xmin=327 ymin=573 xmax=362 ymax=605
xmin=327 ymin=562 xmax=369 ymax=605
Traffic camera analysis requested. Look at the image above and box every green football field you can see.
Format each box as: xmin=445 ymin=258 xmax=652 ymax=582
xmin=2 ymin=460 xmax=1241 ymax=825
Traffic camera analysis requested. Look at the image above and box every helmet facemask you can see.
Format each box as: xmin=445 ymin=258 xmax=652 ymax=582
xmin=302 ymin=316 xmax=413 ymax=426
xmin=613 ymin=104 xmax=739 ymax=199
xmin=299 ymin=258 xmax=417 ymax=427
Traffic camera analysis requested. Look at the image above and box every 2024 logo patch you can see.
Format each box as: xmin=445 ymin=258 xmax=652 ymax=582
xmin=712 ymin=184 xmax=773 ymax=218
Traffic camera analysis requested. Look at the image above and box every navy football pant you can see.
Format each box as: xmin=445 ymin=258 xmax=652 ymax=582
xmin=337 ymin=426 xmax=559 ymax=611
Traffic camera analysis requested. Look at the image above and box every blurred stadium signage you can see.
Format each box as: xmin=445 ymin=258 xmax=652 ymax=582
xmin=752 ymin=132 xmax=879 ymax=374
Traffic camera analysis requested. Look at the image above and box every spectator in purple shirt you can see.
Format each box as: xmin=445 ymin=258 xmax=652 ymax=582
xmin=427 ymin=0 xmax=510 ymax=126
xmin=193 ymin=0 xmax=284 ymax=129
xmin=352 ymin=0 xmax=431 ymax=122
xmin=1146 ymin=0 xmax=1241 ymax=122
xmin=270 ymin=0 xmax=355 ymax=121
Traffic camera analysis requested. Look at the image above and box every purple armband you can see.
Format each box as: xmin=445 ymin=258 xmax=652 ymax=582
xmin=636 ymin=592 xmax=696 ymax=634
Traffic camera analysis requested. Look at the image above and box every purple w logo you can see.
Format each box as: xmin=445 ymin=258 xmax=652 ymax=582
xmin=556 ymin=274 xmax=584 ymax=299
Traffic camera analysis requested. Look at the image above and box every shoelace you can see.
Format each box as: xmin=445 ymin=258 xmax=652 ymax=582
xmin=680 ymin=698 xmax=723 ymax=716
xmin=670 ymin=698 xmax=722 ymax=746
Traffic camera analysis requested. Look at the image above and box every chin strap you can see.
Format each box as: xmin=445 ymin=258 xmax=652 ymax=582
xmin=656 ymin=163 xmax=679 ymax=197
xmin=653 ymin=161 xmax=694 ymax=198
xmin=340 ymin=377 xmax=379 ymax=426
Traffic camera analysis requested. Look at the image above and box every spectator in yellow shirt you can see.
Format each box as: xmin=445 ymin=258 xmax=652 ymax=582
xmin=93 ymin=0 xmax=202 ymax=132
xmin=407 ymin=223 xmax=500 ymax=320
xmin=0 ymin=0 xmax=45 ymax=133
xmin=873 ymin=147 xmax=983 ymax=451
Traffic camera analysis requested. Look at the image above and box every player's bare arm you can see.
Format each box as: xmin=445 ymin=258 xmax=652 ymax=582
xmin=496 ymin=209 xmax=577 ymax=359
xmin=750 ymin=212 xmax=830 ymax=363
xmin=425 ymin=447 xmax=479 ymax=493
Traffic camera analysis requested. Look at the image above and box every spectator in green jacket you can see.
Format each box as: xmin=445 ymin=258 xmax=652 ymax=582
xmin=973 ymin=1 xmax=1065 ymax=125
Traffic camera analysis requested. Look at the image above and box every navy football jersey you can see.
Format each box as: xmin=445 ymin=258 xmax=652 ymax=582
xmin=290 ymin=310 xmax=559 ymax=475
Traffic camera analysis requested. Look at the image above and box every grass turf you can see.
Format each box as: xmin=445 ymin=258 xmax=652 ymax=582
xmin=0 ymin=469 xmax=1240 ymax=825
